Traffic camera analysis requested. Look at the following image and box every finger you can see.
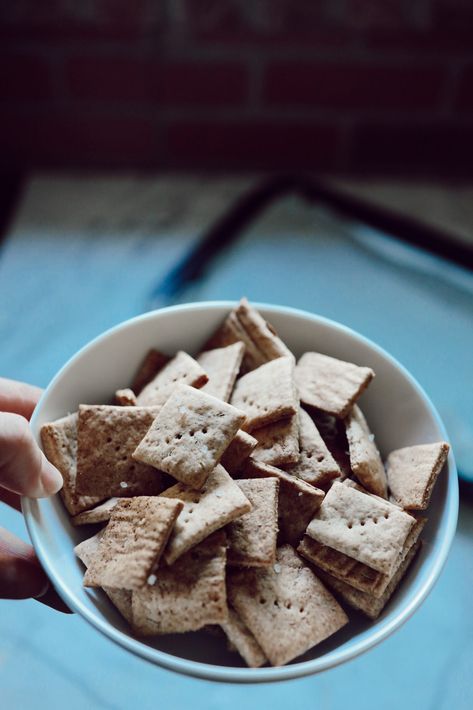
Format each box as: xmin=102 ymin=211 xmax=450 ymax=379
xmin=0 ymin=413 xmax=63 ymax=498
xmin=0 ymin=528 xmax=71 ymax=613
xmin=0 ymin=487 xmax=22 ymax=512
xmin=0 ymin=377 xmax=43 ymax=421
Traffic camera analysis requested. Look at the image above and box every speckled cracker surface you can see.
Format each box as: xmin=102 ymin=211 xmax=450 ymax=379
xmin=242 ymin=460 xmax=324 ymax=546
xmin=76 ymin=405 xmax=165 ymax=498
xmin=306 ymin=481 xmax=415 ymax=575
xmin=231 ymin=356 xmax=298 ymax=430
xmin=132 ymin=532 xmax=228 ymax=635
xmin=227 ymin=478 xmax=279 ymax=567
xmin=114 ymin=389 xmax=137 ymax=406
xmin=160 ymin=464 xmax=252 ymax=564
xmin=295 ymin=352 xmax=374 ymax=418
xmin=133 ymin=384 xmax=246 ymax=489
xmin=41 ymin=413 xmax=103 ymax=515
xmin=220 ymin=430 xmax=257 ymax=475
xmin=227 ymin=545 xmax=348 ymax=666
xmin=197 ymin=342 xmax=245 ymax=402
xmin=221 ymin=609 xmax=267 ymax=667
xmin=251 ymin=414 xmax=300 ymax=466
xmin=386 ymin=441 xmax=450 ymax=510
xmin=72 ymin=497 xmax=119 ymax=526
xmin=345 ymin=405 xmax=387 ymax=498
xmin=131 ymin=349 xmax=170 ymax=395
xmin=136 ymin=351 xmax=208 ymax=407
xmin=284 ymin=409 xmax=340 ymax=488
xmin=83 ymin=497 xmax=183 ymax=590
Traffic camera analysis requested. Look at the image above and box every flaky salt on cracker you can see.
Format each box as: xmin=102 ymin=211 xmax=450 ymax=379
xmin=386 ymin=441 xmax=449 ymax=510
xmin=204 ymin=298 xmax=293 ymax=373
xmin=136 ymin=351 xmax=208 ymax=407
xmin=114 ymin=389 xmax=137 ymax=406
xmin=72 ymin=497 xmax=119 ymax=526
xmin=227 ymin=478 xmax=279 ymax=567
xmin=197 ymin=342 xmax=245 ymax=402
xmin=242 ymin=460 xmax=324 ymax=546
xmin=220 ymin=430 xmax=257 ymax=475
xmin=131 ymin=348 xmax=170 ymax=395
xmin=221 ymin=609 xmax=267 ymax=668
xmin=231 ymin=356 xmax=298 ymax=431
xmin=160 ymin=464 xmax=252 ymax=565
xmin=295 ymin=352 xmax=374 ymax=418
xmin=75 ymin=405 xmax=165 ymax=498
xmin=227 ymin=545 xmax=348 ymax=666
xmin=345 ymin=405 xmax=387 ymax=498
xmin=133 ymin=384 xmax=246 ymax=489
xmin=284 ymin=408 xmax=341 ymax=488
xmin=251 ymin=414 xmax=300 ymax=467
xmin=306 ymin=481 xmax=415 ymax=576
xmin=132 ymin=532 xmax=228 ymax=635
xmin=83 ymin=497 xmax=183 ymax=590
xmin=41 ymin=413 xmax=103 ymax=516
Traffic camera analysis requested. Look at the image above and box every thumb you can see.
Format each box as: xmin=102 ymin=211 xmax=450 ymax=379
xmin=0 ymin=527 xmax=49 ymax=599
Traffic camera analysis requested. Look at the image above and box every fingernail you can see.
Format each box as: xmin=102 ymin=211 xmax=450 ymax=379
xmin=40 ymin=460 xmax=64 ymax=496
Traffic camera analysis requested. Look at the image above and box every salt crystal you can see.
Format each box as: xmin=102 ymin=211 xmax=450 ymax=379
xmin=273 ymin=563 xmax=281 ymax=574
xmin=120 ymin=481 xmax=128 ymax=489
xmin=369 ymin=434 xmax=375 ymax=442
xmin=215 ymin=492 xmax=222 ymax=498
xmin=298 ymin=492 xmax=303 ymax=497
xmin=147 ymin=574 xmax=157 ymax=586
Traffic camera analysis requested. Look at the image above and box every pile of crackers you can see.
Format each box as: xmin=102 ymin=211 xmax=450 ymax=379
xmin=41 ymin=298 xmax=449 ymax=668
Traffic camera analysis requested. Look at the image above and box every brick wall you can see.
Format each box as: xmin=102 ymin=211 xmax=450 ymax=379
xmin=1 ymin=0 xmax=473 ymax=174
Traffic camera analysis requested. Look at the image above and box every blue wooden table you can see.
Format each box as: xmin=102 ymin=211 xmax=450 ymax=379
xmin=1 ymin=174 xmax=472 ymax=710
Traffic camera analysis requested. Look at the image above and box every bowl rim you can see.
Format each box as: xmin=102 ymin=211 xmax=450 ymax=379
xmin=23 ymin=300 xmax=459 ymax=683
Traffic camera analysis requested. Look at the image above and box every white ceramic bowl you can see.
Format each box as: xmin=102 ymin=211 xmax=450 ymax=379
xmin=23 ymin=302 xmax=458 ymax=682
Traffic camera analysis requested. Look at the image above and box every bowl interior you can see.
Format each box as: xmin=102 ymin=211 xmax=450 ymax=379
xmin=24 ymin=302 xmax=458 ymax=682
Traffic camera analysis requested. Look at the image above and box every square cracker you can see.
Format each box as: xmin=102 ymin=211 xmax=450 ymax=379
xmin=386 ymin=441 xmax=450 ymax=510
xmin=72 ymin=497 xmax=119 ymax=526
xmin=251 ymin=414 xmax=300 ymax=467
xmin=220 ymin=429 xmax=257 ymax=475
xmin=136 ymin=351 xmax=208 ymax=407
xmin=83 ymin=497 xmax=183 ymax=590
xmin=131 ymin=348 xmax=170 ymax=395
xmin=75 ymin=531 xmax=133 ymax=624
xmin=227 ymin=545 xmax=348 ymax=666
xmin=318 ymin=539 xmax=422 ymax=620
xmin=40 ymin=413 xmax=103 ymax=515
xmin=76 ymin=405 xmax=165 ymax=498
xmin=306 ymin=481 xmax=416 ymax=576
xmin=221 ymin=609 xmax=267 ymax=668
xmin=345 ymin=405 xmax=387 ymax=498
xmin=131 ymin=531 xmax=228 ymax=635
xmin=231 ymin=356 xmax=298 ymax=431
xmin=227 ymin=478 xmax=279 ymax=567
xmin=298 ymin=517 xmax=426 ymax=598
xmin=295 ymin=352 xmax=374 ymax=418
xmin=204 ymin=298 xmax=294 ymax=373
xmin=197 ymin=342 xmax=245 ymax=402
xmin=133 ymin=384 xmax=246 ymax=489
xmin=242 ymin=460 xmax=324 ymax=546
xmin=284 ymin=408 xmax=341 ymax=488
xmin=160 ymin=464 xmax=252 ymax=565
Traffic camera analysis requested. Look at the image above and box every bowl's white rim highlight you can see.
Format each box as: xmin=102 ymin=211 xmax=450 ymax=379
xmin=23 ymin=301 xmax=459 ymax=683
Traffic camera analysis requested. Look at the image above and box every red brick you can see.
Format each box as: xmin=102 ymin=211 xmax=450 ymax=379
xmin=66 ymin=57 xmax=249 ymax=106
xmin=166 ymin=121 xmax=340 ymax=170
xmin=455 ymin=65 xmax=473 ymax=111
xmin=264 ymin=62 xmax=447 ymax=111
xmin=0 ymin=53 xmax=52 ymax=100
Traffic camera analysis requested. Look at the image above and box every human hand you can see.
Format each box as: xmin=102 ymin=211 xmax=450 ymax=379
xmin=0 ymin=377 xmax=70 ymax=612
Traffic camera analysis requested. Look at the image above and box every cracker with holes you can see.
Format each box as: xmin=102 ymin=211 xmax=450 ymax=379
xmin=160 ymin=464 xmax=252 ymax=564
xmin=295 ymin=352 xmax=374 ymax=418
xmin=75 ymin=405 xmax=165 ymax=498
xmin=251 ymin=414 xmax=300 ymax=466
xmin=227 ymin=545 xmax=348 ymax=667
xmin=306 ymin=481 xmax=416 ymax=576
xmin=386 ymin=441 xmax=449 ymax=510
xmin=136 ymin=351 xmax=208 ymax=407
xmin=284 ymin=408 xmax=341 ymax=488
xmin=72 ymin=497 xmax=119 ymax=526
xmin=133 ymin=384 xmax=247 ymax=489
xmin=345 ymin=405 xmax=387 ymax=498
xmin=132 ymin=531 xmax=228 ymax=635
xmin=231 ymin=356 xmax=298 ymax=430
xmin=242 ymin=460 xmax=324 ymax=546
xmin=197 ymin=342 xmax=245 ymax=402
xmin=83 ymin=496 xmax=183 ymax=590
xmin=220 ymin=429 xmax=257 ymax=475
xmin=227 ymin=478 xmax=279 ymax=567
xmin=221 ymin=609 xmax=268 ymax=668
xmin=40 ymin=412 xmax=103 ymax=515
